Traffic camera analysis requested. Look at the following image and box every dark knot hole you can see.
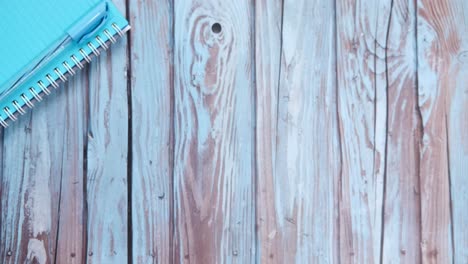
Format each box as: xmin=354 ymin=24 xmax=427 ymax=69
xmin=212 ymin=23 xmax=222 ymax=33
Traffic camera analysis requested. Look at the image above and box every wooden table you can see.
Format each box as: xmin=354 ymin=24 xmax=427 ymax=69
xmin=1 ymin=0 xmax=467 ymax=263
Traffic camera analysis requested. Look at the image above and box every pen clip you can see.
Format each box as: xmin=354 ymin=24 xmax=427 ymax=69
xmin=67 ymin=1 xmax=108 ymax=43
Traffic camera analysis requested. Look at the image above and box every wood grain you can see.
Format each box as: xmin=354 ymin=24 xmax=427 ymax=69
xmin=48 ymin=72 xmax=87 ymax=264
xmin=129 ymin=0 xmax=174 ymax=263
xmin=336 ymin=0 xmax=390 ymax=262
xmin=254 ymin=0 xmax=283 ymax=262
xmin=86 ymin=0 xmax=129 ymax=262
xmin=446 ymin=2 xmax=468 ymax=259
xmin=2 ymin=0 xmax=468 ymax=262
xmin=173 ymin=0 xmax=255 ymax=263
xmin=256 ymin=0 xmax=340 ymax=262
xmin=0 ymin=103 xmax=61 ymax=264
xmin=1 ymin=114 xmax=41 ymax=264
xmin=417 ymin=0 xmax=467 ymax=262
xmin=381 ymin=0 xmax=422 ymax=262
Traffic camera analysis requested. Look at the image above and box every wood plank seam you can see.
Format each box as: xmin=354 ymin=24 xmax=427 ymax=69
xmin=379 ymin=0 xmax=394 ymax=262
xmin=125 ymin=0 xmax=133 ymax=262
xmin=332 ymin=1 xmax=343 ymax=263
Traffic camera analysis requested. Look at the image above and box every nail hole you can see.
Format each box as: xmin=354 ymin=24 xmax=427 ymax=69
xmin=212 ymin=23 xmax=222 ymax=33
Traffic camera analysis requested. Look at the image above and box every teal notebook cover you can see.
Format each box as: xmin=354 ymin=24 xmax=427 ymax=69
xmin=0 ymin=0 xmax=129 ymax=127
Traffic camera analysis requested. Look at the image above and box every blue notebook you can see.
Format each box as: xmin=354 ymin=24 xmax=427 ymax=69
xmin=0 ymin=0 xmax=129 ymax=127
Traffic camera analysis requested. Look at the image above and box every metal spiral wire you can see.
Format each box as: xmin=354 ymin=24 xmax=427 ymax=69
xmin=0 ymin=23 xmax=126 ymax=128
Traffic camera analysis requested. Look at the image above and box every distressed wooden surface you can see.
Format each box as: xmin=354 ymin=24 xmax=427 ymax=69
xmin=129 ymin=0 xmax=174 ymax=263
xmin=1 ymin=0 xmax=468 ymax=263
xmin=173 ymin=0 xmax=255 ymax=263
xmin=86 ymin=0 xmax=129 ymax=262
xmin=381 ymin=0 xmax=421 ymax=263
xmin=50 ymin=72 xmax=88 ymax=264
xmin=257 ymin=0 xmax=340 ymax=262
xmin=444 ymin=0 xmax=468 ymax=260
xmin=254 ymin=0 xmax=282 ymax=262
xmin=336 ymin=0 xmax=388 ymax=262
xmin=417 ymin=0 xmax=467 ymax=263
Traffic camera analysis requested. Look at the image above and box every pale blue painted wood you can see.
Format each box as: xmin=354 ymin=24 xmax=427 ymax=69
xmin=86 ymin=0 xmax=129 ymax=262
xmin=336 ymin=0 xmax=389 ymax=262
xmin=0 ymin=114 xmax=39 ymax=264
xmin=417 ymin=0 xmax=458 ymax=262
xmin=444 ymin=1 xmax=468 ymax=262
xmin=449 ymin=72 xmax=468 ymax=263
xmin=128 ymin=0 xmax=174 ymax=263
xmin=2 ymin=1 xmax=468 ymax=263
xmin=254 ymin=0 xmax=283 ymax=262
xmin=173 ymin=0 xmax=256 ymax=262
xmin=0 ymin=101 xmax=62 ymax=263
xmin=448 ymin=42 xmax=468 ymax=262
xmin=45 ymin=71 xmax=88 ymax=264
xmin=381 ymin=0 xmax=421 ymax=262
xmin=272 ymin=0 xmax=340 ymax=262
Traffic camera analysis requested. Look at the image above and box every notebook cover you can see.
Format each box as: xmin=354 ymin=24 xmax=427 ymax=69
xmin=0 ymin=0 xmax=129 ymax=126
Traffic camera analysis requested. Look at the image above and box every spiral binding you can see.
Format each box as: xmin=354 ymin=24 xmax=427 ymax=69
xmin=0 ymin=23 xmax=127 ymax=128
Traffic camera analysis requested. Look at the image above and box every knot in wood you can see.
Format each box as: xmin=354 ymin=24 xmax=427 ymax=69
xmin=458 ymin=51 xmax=468 ymax=64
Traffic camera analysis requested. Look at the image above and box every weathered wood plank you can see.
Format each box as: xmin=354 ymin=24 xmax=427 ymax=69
xmin=336 ymin=0 xmax=391 ymax=262
xmin=448 ymin=64 xmax=468 ymax=262
xmin=447 ymin=13 xmax=468 ymax=261
xmin=442 ymin=2 xmax=468 ymax=262
xmin=416 ymin=1 xmax=456 ymax=263
xmin=417 ymin=0 xmax=467 ymax=262
xmin=381 ymin=0 xmax=421 ymax=262
xmin=173 ymin=0 xmax=255 ymax=262
xmin=0 ymin=105 xmax=60 ymax=263
xmin=48 ymin=72 xmax=87 ymax=264
xmin=0 ymin=115 xmax=37 ymax=264
xmin=256 ymin=0 xmax=340 ymax=262
xmin=85 ymin=0 xmax=129 ymax=262
xmin=254 ymin=0 xmax=283 ymax=262
xmin=129 ymin=0 xmax=174 ymax=263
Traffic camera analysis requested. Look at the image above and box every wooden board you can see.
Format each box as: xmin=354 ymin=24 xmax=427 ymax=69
xmin=0 ymin=111 xmax=56 ymax=264
xmin=49 ymin=72 xmax=87 ymax=264
xmin=172 ymin=0 xmax=256 ymax=262
xmin=254 ymin=0 xmax=283 ymax=262
xmin=445 ymin=2 xmax=468 ymax=258
xmin=417 ymin=0 xmax=467 ymax=262
xmin=128 ymin=0 xmax=174 ymax=263
xmin=381 ymin=0 xmax=421 ymax=262
xmin=336 ymin=1 xmax=388 ymax=262
xmin=85 ymin=0 xmax=129 ymax=262
xmin=255 ymin=0 xmax=340 ymax=262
